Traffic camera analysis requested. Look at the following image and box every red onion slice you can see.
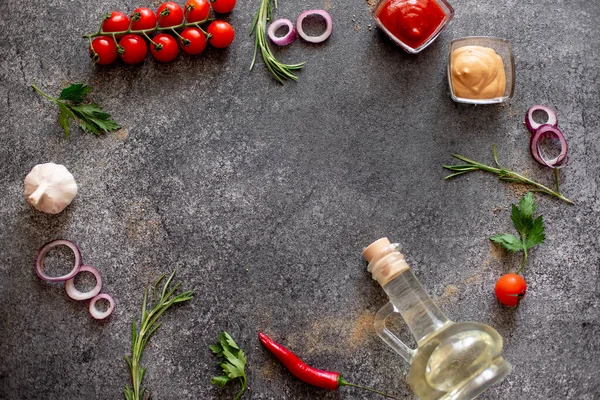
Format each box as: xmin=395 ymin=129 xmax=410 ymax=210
xmin=296 ymin=10 xmax=332 ymax=44
xmin=35 ymin=239 xmax=82 ymax=282
xmin=525 ymin=105 xmax=558 ymax=133
xmin=89 ymin=293 xmax=115 ymax=320
xmin=530 ymin=124 xmax=568 ymax=168
xmin=268 ymin=18 xmax=296 ymax=46
xmin=65 ymin=265 xmax=102 ymax=301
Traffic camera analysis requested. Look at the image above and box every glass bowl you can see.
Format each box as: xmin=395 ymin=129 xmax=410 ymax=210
xmin=447 ymin=36 xmax=515 ymax=104
xmin=372 ymin=0 xmax=454 ymax=54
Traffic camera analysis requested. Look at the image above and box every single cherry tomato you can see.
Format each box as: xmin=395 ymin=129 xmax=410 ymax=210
xmin=185 ymin=0 xmax=210 ymax=23
xmin=90 ymin=36 xmax=118 ymax=65
xmin=210 ymin=0 xmax=236 ymax=14
xmin=157 ymin=2 xmax=184 ymax=28
xmin=207 ymin=20 xmax=235 ymax=48
xmin=150 ymin=34 xmax=179 ymax=62
xmin=118 ymin=34 xmax=148 ymax=64
xmin=179 ymin=27 xmax=207 ymax=55
xmin=495 ymin=273 xmax=527 ymax=306
xmin=130 ymin=7 xmax=157 ymax=30
xmin=102 ymin=11 xmax=130 ymax=37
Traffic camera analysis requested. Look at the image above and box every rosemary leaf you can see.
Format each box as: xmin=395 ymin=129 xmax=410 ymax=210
xmin=443 ymin=145 xmax=574 ymax=204
xmin=123 ymin=270 xmax=194 ymax=400
xmin=250 ymin=0 xmax=305 ymax=83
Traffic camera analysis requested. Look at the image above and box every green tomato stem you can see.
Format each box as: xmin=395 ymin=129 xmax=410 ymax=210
xmin=83 ymin=16 xmax=211 ymax=40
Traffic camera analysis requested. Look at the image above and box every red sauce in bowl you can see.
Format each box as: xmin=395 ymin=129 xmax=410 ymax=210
xmin=376 ymin=0 xmax=448 ymax=50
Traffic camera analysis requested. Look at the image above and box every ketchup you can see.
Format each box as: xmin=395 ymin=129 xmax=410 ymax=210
xmin=376 ymin=0 xmax=447 ymax=50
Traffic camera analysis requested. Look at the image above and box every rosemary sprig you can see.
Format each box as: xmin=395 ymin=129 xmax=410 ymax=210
xmin=443 ymin=145 xmax=574 ymax=204
xmin=123 ymin=270 xmax=194 ymax=400
xmin=250 ymin=0 xmax=305 ymax=83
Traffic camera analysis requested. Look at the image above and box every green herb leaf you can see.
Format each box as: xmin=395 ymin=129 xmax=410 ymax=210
xmin=490 ymin=233 xmax=523 ymax=253
xmin=518 ymin=192 xmax=536 ymax=219
xmin=211 ymin=376 xmax=231 ymax=387
xmin=490 ymin=192 xmax=546 ymax=274
xmin=32 ymin=83 xmax=120 ymax=139
xmin=124 ymin=270 xmax=194 ymax=400
xmin=221 ymin=331 xmax=239 ymax=350
xmin=70 ymin=103 xmax=121 ymax=135
xmin=443 ymin=146 xmax=574 ymax=204
xmin=58 ymin=83 xmax=92 ymax=103
xmin=209 ymin=344 xmax=223 ymax=355
xmin=525 ymin=215 xmax=546 ymax=249
xmin=211 ymin=331 xmax=247 ymax=399
xmin=57 ymin=103 xmax=74 ymax=139
xmin=250 ymin=0 xmax=305 ymax=84
xmin=509 ymin=203 xmax=529 ymax=234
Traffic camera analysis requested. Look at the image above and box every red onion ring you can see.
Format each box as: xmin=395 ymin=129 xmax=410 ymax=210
xmin=65 ymin=265 xmax=102 ymax=301
xmin=530 ymin=124 xmax=568 ymax=168
xmin=89 ymin=293 xmax=115 ymax=320
xmin=268 ymin=18 xmax=296 ymax=46
xmin=525 ymin=105 xmax=558 ymax=133
xmin=296 ymin=10 xmax=332 ymax=44
xmin=35 ymin=239 xmax=82 ymax=282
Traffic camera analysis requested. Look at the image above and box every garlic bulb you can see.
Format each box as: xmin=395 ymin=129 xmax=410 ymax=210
xmin=24 ymin=163 xmax=78 ymax=214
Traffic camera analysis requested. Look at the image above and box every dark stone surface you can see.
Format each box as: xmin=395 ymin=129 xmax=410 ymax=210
xmin=1 ymin=0 xmax=599 ymax=399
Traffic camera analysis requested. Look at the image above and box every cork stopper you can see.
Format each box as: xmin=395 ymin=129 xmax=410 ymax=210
xmin=362 ymin=237 xmax=391 ymax=263
xmin=363 ymin=237 xmax=409 ymax=287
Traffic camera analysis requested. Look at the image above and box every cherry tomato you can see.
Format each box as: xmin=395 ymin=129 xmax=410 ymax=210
xmin=150 ymin=34 xmax=179 ymax=62
xmin=118 ymin=34 xmax=148 ymax=65
xmin=210 ymin=0 xmax=236 ymax=14
xmin=90 ymin=36 xmax=118 ymax=65
xmin=102 ymin=11 xmax=130 ymax=37
xmin=495 ymin=274 xmax=527 ymax=306
xmin=130 ymin=7 xmax=157 ymax=30
xmin=207 ymin=20 xmax=235 ymax=48
xmin=157 ymin=2 xmax=184 ymax=28
xmin=185 ymin=0 xmax=210 ymax=23
xmin=179 ymin=27 xmax=207 ymax=55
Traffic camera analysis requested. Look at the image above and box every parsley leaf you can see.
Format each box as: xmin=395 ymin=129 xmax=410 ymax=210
xmin=57 ymin=83 xmax=92 ymax=103
xmin=490 ymin=192 xmax=546 ymax=273
xmin=32 ymin=83 xmax=120 ymax=139
xmin=490 ymin=233 xmax=523 ymax=252
xmin=526 ymin=215 xmax=546 ymax=249
xmin=211 ymin=331 xmax=247 ymax=400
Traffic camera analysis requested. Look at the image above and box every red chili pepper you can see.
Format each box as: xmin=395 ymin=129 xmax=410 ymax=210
xmin=258 ymin=332 xmax=398 ymax=399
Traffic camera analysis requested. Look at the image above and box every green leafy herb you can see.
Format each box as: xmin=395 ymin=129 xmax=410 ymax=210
xmin=250 ymin=0 xmax=305 ymax=84
xmin=443 ymin=145 xmax=573 ymax=204
xmin=210 ymin=331 xmax=247 ymax=400
xmin=490 ymin=192 xmax=546 ymax=273
xmin=123 ymin=270 xmax=194 ymax=400
xmin=32 ymin=83 xmax=120 ymax=139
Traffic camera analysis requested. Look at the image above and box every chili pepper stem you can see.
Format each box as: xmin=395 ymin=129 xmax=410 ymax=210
xmin=339 ymin=377 xmax=399 ymax=399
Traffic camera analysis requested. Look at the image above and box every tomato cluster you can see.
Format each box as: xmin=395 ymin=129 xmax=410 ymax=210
xmin=88 ymin=0 xmax=236 ymax=65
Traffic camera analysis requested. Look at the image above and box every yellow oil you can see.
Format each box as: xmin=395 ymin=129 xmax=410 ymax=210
xmin=382 ymin=270 xmax=507 ymax=399
xmin=407 ymin=323 xmax=504 ymax=399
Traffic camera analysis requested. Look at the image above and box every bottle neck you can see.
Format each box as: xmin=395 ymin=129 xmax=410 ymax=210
xmin=383 ymin=269 xmax=449 ymax=343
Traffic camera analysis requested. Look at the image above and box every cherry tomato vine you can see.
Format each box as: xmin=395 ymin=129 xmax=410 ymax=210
xmin=84 ymin=0 xmax=235 ymax=65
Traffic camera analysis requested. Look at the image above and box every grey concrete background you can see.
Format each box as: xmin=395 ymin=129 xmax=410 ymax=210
xmin=0 ymin=0 xmax=599 ymax=399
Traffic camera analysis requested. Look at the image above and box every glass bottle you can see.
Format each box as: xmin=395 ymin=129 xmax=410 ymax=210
xmin=363 ymin=238 xmax=512 ymax=400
